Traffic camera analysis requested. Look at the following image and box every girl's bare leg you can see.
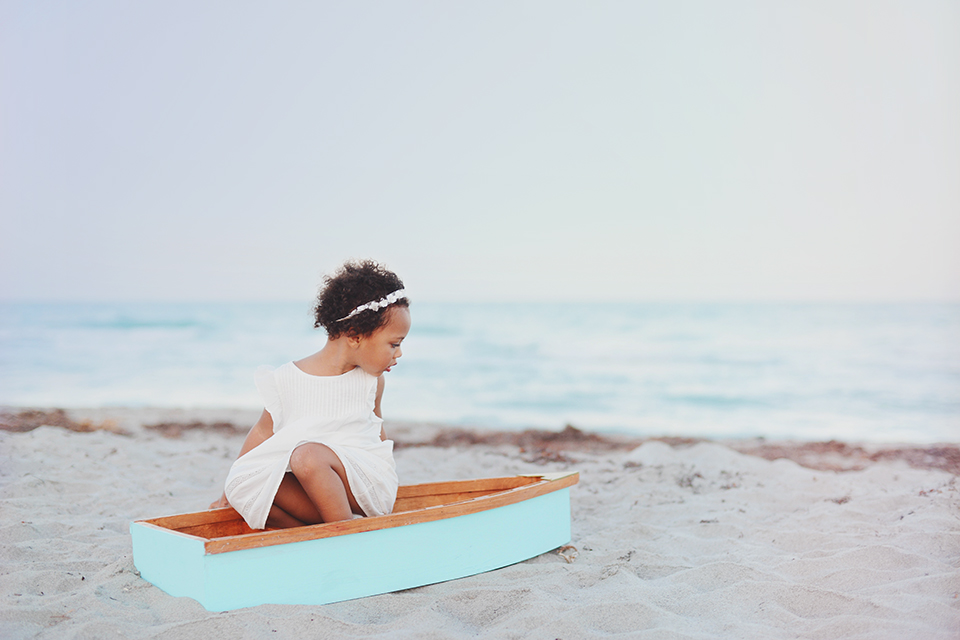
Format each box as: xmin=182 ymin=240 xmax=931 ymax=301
xmin=266 ymin=502 xmax=307 ymax=529
xmin=271 ymin=443 xmax=361 ymax=525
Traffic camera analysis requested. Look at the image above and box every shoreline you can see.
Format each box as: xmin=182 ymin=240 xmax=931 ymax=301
xmin=3 ymin=406 xmax=958 ymax=475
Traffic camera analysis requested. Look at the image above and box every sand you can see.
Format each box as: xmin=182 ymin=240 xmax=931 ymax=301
xmin=1 ymin=408 xmax=958 ymax=639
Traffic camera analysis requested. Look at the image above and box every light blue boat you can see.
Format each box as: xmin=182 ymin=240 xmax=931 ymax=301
xmin=130 ymin=472 xmax=578 ymax=611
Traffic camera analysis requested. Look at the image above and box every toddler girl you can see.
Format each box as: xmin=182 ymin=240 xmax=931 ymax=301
xmin=210 ymin=260 xmax=409 ymax=530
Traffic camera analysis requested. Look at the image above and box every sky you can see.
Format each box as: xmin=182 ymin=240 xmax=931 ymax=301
xmin=1 ymin=1 xmax=958 ymax=303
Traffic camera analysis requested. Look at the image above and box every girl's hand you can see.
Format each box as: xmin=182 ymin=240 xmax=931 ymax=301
xmin=209 ymin=492 xmax=229 ymax=509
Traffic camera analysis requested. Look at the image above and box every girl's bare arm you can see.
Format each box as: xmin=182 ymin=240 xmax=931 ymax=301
xmin=375 ymin=375 xmax=387 ymax=441
xmin=236 ymin=409 xmax=275 ymax=457
xmin=209 ymin=409 xmax=274 ymax=508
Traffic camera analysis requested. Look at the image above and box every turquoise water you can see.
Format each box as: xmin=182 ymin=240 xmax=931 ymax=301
xmin=1 ymin=302 xmax=957 ymax=442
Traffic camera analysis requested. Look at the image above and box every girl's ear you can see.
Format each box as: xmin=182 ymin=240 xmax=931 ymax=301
xmin=346 ymin=332 xmax=363 ymax=348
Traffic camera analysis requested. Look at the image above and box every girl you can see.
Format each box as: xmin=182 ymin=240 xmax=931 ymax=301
xmin=210 ymin=260 xmax=409 ymax=530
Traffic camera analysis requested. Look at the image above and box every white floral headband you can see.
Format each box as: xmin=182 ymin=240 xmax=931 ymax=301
xmin=336 ymin=289 xmax=407 ymax=322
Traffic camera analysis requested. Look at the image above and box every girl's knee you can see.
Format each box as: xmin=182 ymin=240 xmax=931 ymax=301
xmin=289 ymin=443 xmax=339 ymax=475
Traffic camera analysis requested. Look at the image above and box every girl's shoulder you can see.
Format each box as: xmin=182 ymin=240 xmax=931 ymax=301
xmin=274 ymin=361 xmax=377 ymax=385
xmin=253 ymin=365 xmax=284 ymax=426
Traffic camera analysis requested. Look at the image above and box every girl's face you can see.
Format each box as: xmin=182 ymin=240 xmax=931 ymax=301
xmin=355 ymin=306 xmax=411 ymax=376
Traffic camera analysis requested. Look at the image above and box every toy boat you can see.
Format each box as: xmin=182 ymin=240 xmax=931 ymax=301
xmin=130 ymin=471 xmax=579 ymax=611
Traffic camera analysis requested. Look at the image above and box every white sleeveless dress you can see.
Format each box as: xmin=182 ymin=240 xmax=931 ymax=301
xmin=224 ymin=362 xmax=399 ymax=530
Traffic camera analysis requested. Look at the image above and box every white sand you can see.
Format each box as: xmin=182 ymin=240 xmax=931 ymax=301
xmin=1 ymin=411 xmax=958 ymax=639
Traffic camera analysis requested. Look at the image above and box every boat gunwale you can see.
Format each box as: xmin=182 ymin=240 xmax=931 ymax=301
xmin=134 ymin=472 xmax=579 ymax=555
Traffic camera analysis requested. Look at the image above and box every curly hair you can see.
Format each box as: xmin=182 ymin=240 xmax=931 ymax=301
xmin=313 ymin=260 xmax=409 ymax=339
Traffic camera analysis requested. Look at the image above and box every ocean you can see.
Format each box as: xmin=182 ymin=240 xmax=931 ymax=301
xmin=1 ymin=302 xmax=957 ymax=443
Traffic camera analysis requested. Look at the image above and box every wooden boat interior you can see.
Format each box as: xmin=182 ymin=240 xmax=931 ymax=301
xmin=136 ymin=472 xmax=578 ymax=554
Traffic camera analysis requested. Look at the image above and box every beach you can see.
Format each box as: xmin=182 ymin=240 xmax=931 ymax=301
xmin=1 ymin=407 xmax=958 ymax=639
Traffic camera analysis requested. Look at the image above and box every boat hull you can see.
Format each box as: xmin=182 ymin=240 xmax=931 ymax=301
xmin=130 ymin=476 xmax=575 ymax=611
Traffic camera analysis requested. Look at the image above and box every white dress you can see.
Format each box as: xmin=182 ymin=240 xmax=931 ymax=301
xmin=224 ymin=362 xmax=398 ymax=530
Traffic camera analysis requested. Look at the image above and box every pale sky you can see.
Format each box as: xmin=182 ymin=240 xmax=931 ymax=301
xmin=2 ymin=1 xmax=958 ymax=302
